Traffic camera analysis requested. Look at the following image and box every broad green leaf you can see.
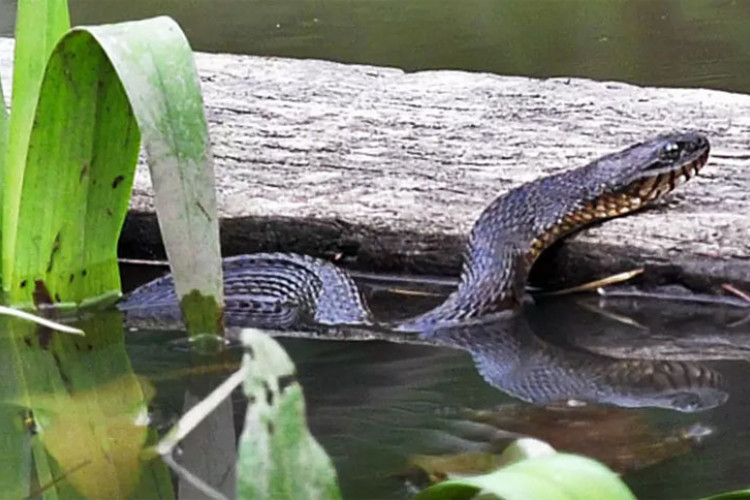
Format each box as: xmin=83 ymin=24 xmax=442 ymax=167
xmin=415 ymin=453 xmax=636 ymax=500
xmin=498 ymin=438 xmax=556 ymax=465
xmin=237 ymin=329 xmax=341 ymax=500
xmin=83 ymin=17 xmax=222 ymax=334
xmin=4 ymin=0 xmax=70 ymax=293
xmin=407 ymin=438 xmax=557 ymax=484
xmin=0 ymin=71 xmax=7 ymax=157
xmin=9 ymin=30 xmax=140 ymax=306
xmin=7 ymin=17 xmax=222 ymax=333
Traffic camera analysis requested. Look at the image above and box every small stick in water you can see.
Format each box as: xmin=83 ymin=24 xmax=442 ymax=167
xmin=534 ymin=269 xmax=644 ymax=297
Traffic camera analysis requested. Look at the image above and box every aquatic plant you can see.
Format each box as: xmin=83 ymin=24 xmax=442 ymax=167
xmin=0 ymin=1 xmax=346 ymax=498
xmin=0 ymin=0 xmax=221 ymax=335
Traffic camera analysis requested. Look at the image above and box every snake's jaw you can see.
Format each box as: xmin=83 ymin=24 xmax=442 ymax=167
xmin=601 ymin=132 xmax=710 ymax=210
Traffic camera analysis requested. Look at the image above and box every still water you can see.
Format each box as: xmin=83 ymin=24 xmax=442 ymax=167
xmin=2 ymin=0 xmax=750 ymax=498
xmin=125 ymin=275 xmax=750 ymax=500
xmin=1 ymin=0 xmax=750 ymax=93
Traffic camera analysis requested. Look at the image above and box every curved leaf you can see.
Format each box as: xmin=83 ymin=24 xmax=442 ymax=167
xmin=415 ymin=453 xmax=636 ymax=500
xmin=84 ymin=17 xmax=222 ymax=334
xmin=7 ymin=16 xmax=222 ymax=334
xmin=9 ymin=30 xmax=140 ymax=306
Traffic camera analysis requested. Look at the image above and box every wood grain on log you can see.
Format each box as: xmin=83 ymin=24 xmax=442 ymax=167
xmin=2 ymin=37 xmax=749 ymax=290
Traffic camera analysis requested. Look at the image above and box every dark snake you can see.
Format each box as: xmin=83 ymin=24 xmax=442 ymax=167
xmin=121 ymin=132 xmax=727 ymax=412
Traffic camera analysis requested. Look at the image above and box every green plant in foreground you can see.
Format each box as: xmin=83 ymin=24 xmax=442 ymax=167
xmin=412 ymin=438 xmax=750 ymax=500
xmin=1 ymin=2 xmax=345 ymax=498
xmin=414 ymin=438 xmax=636 ymax=500
xmin=1 ymin=0 xmax=221 ymax=334
xmin=155 ymin=329 xmax=342 ymax=500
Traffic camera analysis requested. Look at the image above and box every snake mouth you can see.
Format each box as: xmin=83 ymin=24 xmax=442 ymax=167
xmin=529 ymin=134 xmax=710 ymax=260
xmin=629 ymin=146 xmax=710 ymax=204
xmin=584 ymin=140 xmax=710 ymax=219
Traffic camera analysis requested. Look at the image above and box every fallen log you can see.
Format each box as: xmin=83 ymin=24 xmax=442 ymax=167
xmin=2 ymin=37 xmax=749 ymax=290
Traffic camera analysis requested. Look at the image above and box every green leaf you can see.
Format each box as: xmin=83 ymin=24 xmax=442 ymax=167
xmin=8 ymin=29 xmax=140 ymax=306
xmin=497 ymin=438 xmax=556 ymax=466
xmin=415 ymin=453 xmax=636 ymax=500
xmin=0 ymin=72 xmax=7 ymax=156
xmin=83 ymin=17 xmax=223 ymax=334
xmin=6 ymin=17 xmax=222 ymax=334
xmin=0 ymin=75 xmax=7 ymax=263
xmin=3 ymin=0 xmax=70 ymax=292
xmin=237 ymin=329 xmax=342 ymax=500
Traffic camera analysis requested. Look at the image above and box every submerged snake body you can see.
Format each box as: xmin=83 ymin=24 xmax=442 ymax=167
xmin=119 ymin=133 xmax=723 ymax=412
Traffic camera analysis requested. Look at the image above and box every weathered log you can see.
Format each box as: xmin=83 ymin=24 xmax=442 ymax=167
xmin=2 ymin=37 xmax=749 ymax=290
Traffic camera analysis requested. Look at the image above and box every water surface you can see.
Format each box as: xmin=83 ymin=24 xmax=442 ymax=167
xmin=1 ymin=0 xmax=749 ymax=93
xmin=127 ymin=282 xmax=750 ymax=500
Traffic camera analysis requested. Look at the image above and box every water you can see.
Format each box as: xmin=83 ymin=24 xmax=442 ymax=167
xmin=1 ymin=0 xmax=750 ymax=93
xmin=2 ymin=266 xmax=750 ymax=498
xmin=121 ymin=279 xmax=750 ymax=500
xmin=123 ymin=267 xmax=750 ymax=499
xmin=2 ymin=0 xmax=750 ymax=497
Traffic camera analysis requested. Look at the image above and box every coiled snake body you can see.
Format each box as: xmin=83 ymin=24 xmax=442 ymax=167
xmin=121 ymin=132 xmax=725 ymax=412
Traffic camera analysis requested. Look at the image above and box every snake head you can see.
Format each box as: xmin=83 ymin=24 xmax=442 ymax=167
xmin=599 ymin=131 xmax=710 ymax=203
xmin=640 ymin=132 xmax=710 ymax=175
xmin=602 ymin=359 xmax=728 ymax=413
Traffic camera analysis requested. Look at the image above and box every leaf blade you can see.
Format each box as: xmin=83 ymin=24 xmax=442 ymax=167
xmin=3 ymin=0 xmax=70 ymax=292
xmin=9 ymin=30 xmax=140 ymax=305
xmin=84 ymin=17 xmax=223 ymax=334
xmin=416 ymin=453 xmax=636 ymax=500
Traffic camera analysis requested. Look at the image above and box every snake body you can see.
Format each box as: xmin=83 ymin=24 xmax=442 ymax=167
xmin=121 ymin=132 xmax=710 ymax=332
xmin=119 ymin=132 xmax=724 ymax=412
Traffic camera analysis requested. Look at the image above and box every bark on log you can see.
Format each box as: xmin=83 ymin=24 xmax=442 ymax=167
xmin=2 ymin=37 xmax=749 ymax=290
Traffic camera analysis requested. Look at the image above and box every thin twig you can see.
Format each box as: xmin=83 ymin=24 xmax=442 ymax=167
xmin=161 ymin=452 xmax=230 ymax=500
xmin=534 ymin=269 xmax=643 ymax=297
xmin=155 ymin=364 xmax=249 ymax=456
xmin=24 ymin=460 xmax=91 ymax=498
xmin=577 ymin=300 xmax=648 ymax=331
xmin=117 ymin=257 xmax=169 ymax=266
xmin=385 ymin=287 xmax=443 ymax=297
xmin=722 ymin=283 xmax=750 ymax=304
xmin=0 ymin=305 xmax=84 ymax=335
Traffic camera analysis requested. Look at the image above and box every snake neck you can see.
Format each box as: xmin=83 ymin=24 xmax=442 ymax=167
xmin=396 ymin=166 xmax=597 ymax=331
xmin=396 ymin=131 xmax=710 ymax=332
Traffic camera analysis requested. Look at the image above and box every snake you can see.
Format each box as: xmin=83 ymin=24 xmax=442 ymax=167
xmin=120 ymin=131 xmax=726 ymax=412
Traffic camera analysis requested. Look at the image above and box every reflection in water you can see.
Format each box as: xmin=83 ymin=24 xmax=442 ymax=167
xmin=460 ymin=405 xmax=709 ymax=474
xmin=0 ymin=313 xmax=173 ymax=499
xmin=540 ymin=289 xmax=750 ymax=360
xmin=122 ymin=278 xmax=732 ymax=413
xmin=413 ymin=313 xmax=729 ymax=413
xmin=401 ymin=404 xmax=709 ymax=488
xmin=119 ymin=285 xmax=750 ymax=500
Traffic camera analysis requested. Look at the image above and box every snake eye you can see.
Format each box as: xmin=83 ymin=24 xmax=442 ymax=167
xmin=671 ymin=392 xmax=703 ymax=412
xmin=659 ymin=141 xmax=682 ymax=160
